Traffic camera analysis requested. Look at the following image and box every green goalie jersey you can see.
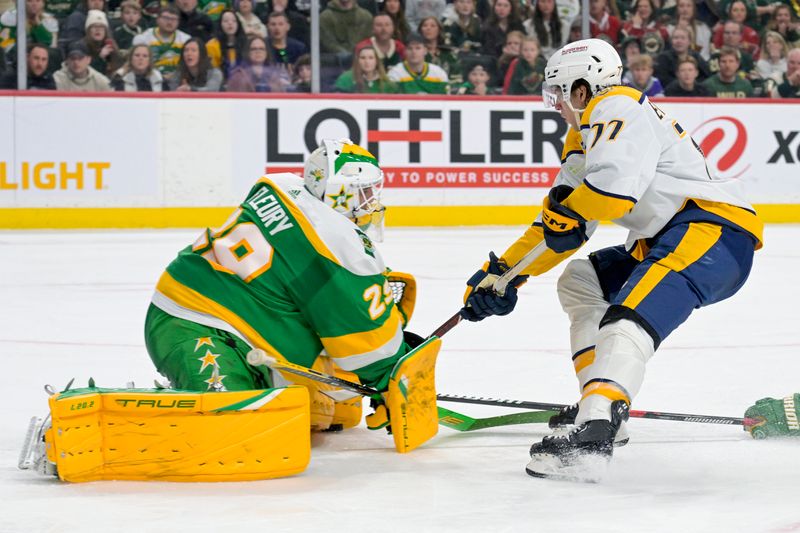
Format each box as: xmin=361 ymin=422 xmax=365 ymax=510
xmin=151 ymin=173 xmax=407 ymax=388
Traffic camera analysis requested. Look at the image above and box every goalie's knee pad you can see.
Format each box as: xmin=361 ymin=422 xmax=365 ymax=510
xmin=23 ymin=386 xmax=311 ymax=483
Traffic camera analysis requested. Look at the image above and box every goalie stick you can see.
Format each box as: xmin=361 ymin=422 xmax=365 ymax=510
xmin=437 ymin=394 xmax=762 ymax=427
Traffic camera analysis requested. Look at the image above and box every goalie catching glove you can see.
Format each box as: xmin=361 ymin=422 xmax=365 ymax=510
xmin=541 ymin=185 xmax=589 ymax=253
xmin=460 ymin=252 xmax=528 ymax=322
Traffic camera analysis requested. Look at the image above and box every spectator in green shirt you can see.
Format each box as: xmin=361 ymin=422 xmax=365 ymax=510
xmin=703 ymin=46 xmax=754 ymax=97
xmin=418 ymin=16 xmax=461 ymax=84
xmin=387 ymin=32 xmax=448 ymax=93
xmin=503 ymin=35 xmax=546 ymax=95
xmin=0 ymin=0 xmax=59 ymax=54
xmin=334 ymin=44 xmax=398 ymax=93
xmin=455 ymin=61 xmax=494 ymax=95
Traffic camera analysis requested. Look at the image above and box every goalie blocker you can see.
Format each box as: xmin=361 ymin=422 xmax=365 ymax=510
xmin=19 ymin=385 xmax=311 ymax=483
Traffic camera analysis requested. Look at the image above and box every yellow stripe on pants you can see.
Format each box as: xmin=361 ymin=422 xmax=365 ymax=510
xmin=622 ymin=223 xmax=722 ymax=310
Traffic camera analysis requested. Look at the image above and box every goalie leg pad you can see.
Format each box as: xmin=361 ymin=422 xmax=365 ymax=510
xmin=386 ymin=337 xmax=442 ymax=453
xmin=42 ymin=386 xmax=310 ymax=482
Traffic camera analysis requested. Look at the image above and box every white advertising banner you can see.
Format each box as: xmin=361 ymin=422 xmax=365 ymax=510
xmin=1 ymin=94 xmax=799 ymax=210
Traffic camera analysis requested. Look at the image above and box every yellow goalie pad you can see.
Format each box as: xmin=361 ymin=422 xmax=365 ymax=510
xmin=44 ymin=386 xmax=310 ymax=482
xmin=386 ymin=336 xmax=441 ymax=453
xmin=387 ymin=271 xmax=417 ymax=326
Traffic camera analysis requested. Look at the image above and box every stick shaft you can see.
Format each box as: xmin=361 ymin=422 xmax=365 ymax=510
xmin=437 ymin=394 xmax=751 ymax=426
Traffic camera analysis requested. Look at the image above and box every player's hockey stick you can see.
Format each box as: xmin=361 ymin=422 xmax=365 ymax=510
xmin=437 ymin=406 xmax=557 ymax=432
xmin=429 ymin=240 xmax=549 ymax=339
xmin=429 ymin=221 xmax=601 ymax=339
xmin=437 ymin=394 xmax=760 ymax=426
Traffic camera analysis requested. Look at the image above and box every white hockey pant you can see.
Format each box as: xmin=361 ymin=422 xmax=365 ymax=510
xmin=557 ymin=259 xmax=655 ymax=424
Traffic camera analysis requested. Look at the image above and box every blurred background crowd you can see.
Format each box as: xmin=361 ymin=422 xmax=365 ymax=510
xmin=1 ymin=0 xmax=798 ymax=96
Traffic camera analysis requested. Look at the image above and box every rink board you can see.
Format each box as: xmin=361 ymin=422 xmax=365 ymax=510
xmin=0 ymin=92 xmax=798 ymax=228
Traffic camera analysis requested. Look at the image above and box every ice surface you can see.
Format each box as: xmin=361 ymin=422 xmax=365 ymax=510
xmin=2 ymin=225 xmax=799 ymax=533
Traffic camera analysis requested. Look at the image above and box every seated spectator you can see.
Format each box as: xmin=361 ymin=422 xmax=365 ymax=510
xmin=625 ymin=53 xmax=664 ymax=95
xmin=198 ymin=0 xmax=231 ymax=21
xmin=387 ymin=32 xmax=448 ymax=93
xmin=503 ymin=35 xmax=545 ymax=94
xmin=620 ymin=0 xmax=669 ymax=43
xmin=45 ymin=0 xmax=78 ymax=21
xmin=664 ymin=56 xmax=710 ymax=95
xmin=60 ymin=0 xmax=105 ymax=51
xmin=225 ymin=35 xmax=293 ymax=91
xmin=620 ymin=35 xmax=642 ymax=82
xmin=177 ymin=0 xmax=214 ymax=42
xmin=418 ymin=16 xmax=460 ymax=83
xmin=774 ymin=48 xmax=800 ymax=98
xmin=755 ymin=31 xmax=788 ymax=86
xmin=292 ymin=53 xmax=311 ymax=91
xmin=0 ymin=42 xmax=55 ymax=89
xmin=497 ymin=29 xmax=523 ymax=82
xmin=524 ymin=0 xmax=568 ymax=58
xmin=405 ymin=0 xmax=446 ymax=29
xmin=334 ymin=44 xmax=398 ymax=92
xmin=667 ymin=0 xmax=711 ymax=59
xmin=83 ymin=10 xmax=123 ymax=77
xmin=455 ymin=61 xmax=493 ymax=94
xmin=319 ymin=0 xmax=373 ymax=54
xmin=236 ymin=0 xmax=267 ymax=37
xmin=712 ymin=1 xmax=760 ymax=54
xmin=266 ymin=0 xmax=309 ymax=45
xmin=566 ymin=17 xmax=582 ymax=43
xmin=708 ymin=21 xmax=755 ymax=76
xmin=703 ymin=45 xmax=754 ymax=96
xmin=110 ymin=43 xmax=165 ymax=91
xmin=588 ymin=0 xmax=622 ymax=44
xmin=355 ymin=13 xmax=405 ymax=69
xmin=481 ymin=0 xmax=525 ymax=57
xmin=133 ymin=6 xmax=191 ymax=82
xmin=654 ymin=25 xmax=709 ymax=87
xmin=170 ymin=37 xmax=223 ymax=90
xmin=442 ymin=0 xmax=482 ymax=53
xmin=381 ymin=0 xmax=411 ymax=43
xmin=267 ymin=11 xmax=307 ymax=71
xmin=0 ymin=0 xmax=59 ymax=55
xmin=113 ymin=0 xmax=144 ymax=53
xmin=763 ymin=5 xmax=800 ymax=49
xmin=54 ymin=39 xmax=111 ymax=90
xmin=717 ymin=0 xmax=761 ymax=31
xmin=206 ymin=9 xmax=247 ymax=77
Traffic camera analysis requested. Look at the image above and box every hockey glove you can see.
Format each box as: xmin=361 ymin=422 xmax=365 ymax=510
xmin=460 ymin=252 xmax=528 ymax=322
xmin=541 ymin=185 xmax=588 ymax=253
xmin=743 ymin=394 xmax=800 ymax=439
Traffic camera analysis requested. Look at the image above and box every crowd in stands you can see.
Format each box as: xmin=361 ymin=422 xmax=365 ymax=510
xmin=0 ymin=0 xmax=798 ymax=96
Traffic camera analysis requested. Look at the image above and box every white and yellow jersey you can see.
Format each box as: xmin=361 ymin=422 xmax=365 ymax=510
xmin=563 ymin=86 xmax=763 ymax=251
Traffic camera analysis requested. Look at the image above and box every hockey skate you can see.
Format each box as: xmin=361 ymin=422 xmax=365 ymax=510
xmin=548 ymin=402 xmax=630 ymax=447
xmin=526 ymin=400 xmax=629 ymax=483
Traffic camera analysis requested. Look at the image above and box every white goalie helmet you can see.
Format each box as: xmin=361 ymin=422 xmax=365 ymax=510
xmin=303 ymin=139 xmax=386 ymax=240
xmin=542 ymin=38 xmax=623 ymax=110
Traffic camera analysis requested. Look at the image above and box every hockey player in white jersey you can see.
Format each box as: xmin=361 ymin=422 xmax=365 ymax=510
xmin=459 ymin=38 xmax=763 ymax=482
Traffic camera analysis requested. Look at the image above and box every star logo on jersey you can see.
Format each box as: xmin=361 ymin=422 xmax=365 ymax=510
xmin=327 ymin=186 xmax=353 ymax=210
xmin=194 ymin=337 xmax=215 ymax=352
xmin=198 ymin=350 xmax=221 ymax=373
xmin=205 ymin=368 xmax=227 ymax=391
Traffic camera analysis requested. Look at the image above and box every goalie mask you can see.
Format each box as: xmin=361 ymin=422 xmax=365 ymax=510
xmin=303 ymin=139 xmax=386 ymax=241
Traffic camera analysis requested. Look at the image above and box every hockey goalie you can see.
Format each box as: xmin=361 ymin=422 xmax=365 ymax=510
xmin=19 ymin=139 xmax=441 ymax=483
